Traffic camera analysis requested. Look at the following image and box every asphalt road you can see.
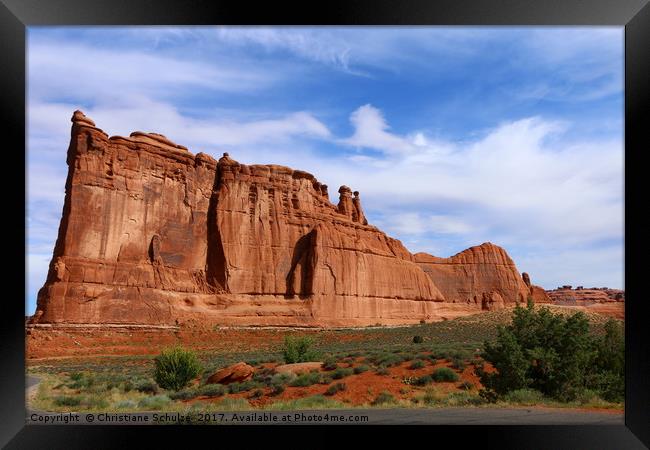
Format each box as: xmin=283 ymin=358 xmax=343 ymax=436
xmin=27 ymin=375 xmax=40 ymax=389
xmin=25 ymin=407 xmax=623 ymax=425
xmin=346 ymin=407 xmax=624 ymax=425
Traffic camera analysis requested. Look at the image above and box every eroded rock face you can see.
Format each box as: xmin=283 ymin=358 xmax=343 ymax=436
xmin=30 ymin=111 xmax=547 ymax=327
xmin=414 ymin=244 xmax=541 ymax=306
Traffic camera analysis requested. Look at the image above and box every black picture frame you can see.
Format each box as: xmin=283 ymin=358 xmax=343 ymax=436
xmin=3 ymin=0 xmax=648 ymax=448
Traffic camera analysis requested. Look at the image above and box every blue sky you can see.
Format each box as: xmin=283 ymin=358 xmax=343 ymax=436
xmin=26 ymin=27 xmax=624 ymax=315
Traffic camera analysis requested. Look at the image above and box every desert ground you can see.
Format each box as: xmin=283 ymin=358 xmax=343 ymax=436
xmin=26 ymin=304 xmax=624 ymax=421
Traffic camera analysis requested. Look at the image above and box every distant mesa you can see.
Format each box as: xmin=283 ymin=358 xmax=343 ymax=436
xmin=29 ymin=111 xmax=552 ymax=328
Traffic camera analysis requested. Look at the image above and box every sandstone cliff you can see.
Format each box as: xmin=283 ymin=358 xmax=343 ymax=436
xmin=30 ymin=111 xmax=547 ymax=327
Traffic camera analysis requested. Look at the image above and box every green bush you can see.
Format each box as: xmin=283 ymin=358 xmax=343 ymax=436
xmin=432 ymin=367 xmax=459 ymax=382
xmin=282 ymin=336 xmax=320 ymax=364
xmin=199 ymin=384 xmax=226 ymax=397
xmin=270 ymin=372 xmax=295 ymax=387
xmin=353 ymin=365 xmax=370 ymax=374
xmin=153 ymin=346 xmax=202 ymax=391
xmin=270 ymin=384 xmax=285 ymax=396
xmin=53 ymin=395 xmax=82 ymax=407
xmin=409 ymin=360 xmax=426 ymax=370
xmin=289 ymin=372 xmax=322 ymax=387
xmin=478 ymin=301 xmax=624 ymax=402
xmin=413 ymin=375 xmax=434 ymax=386
xmin=228 ymin=380 xmax=261 ymax=394
xmin=325 ymin=383 xmax=347 ymax=396
xmin=66 ymin=372 xmax=95 ymax=389
xmin=413 ymin=335 xmax=424 ymax=344
xmin=137 ymin=395 xmax=171 ymax=410
xmin=450 ymin=358 xmax=466 ymax=371
xmin=502 ymin=388 xmax=545 ymax=405
xmin=169 ymin=388 xmax=198 ymax=401
xmin=375 ymin=367 xmax=390 ymax=376
xmin=371 ymin=391 xmax=396 ymax=406
xmin=249 ymin=389 xmax=264 ymax=399
xmin=370 ymin=353 xmax=403 ymax=368
xmin=134 ymin=379 xmax=159 ymax=395
xmin=588 ymin=319 xmax=624 ymax=402
xmin=445 ymin=391 xmax=484 ymax=406
xmin=322 ymin=357 xmax=339 ymax=371
xmin=331 ymin=368 xmax=353 ymax=380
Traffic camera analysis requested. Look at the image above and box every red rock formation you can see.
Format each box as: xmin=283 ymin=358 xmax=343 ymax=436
xmin=546 ymin=287 xmax=624 ymax=304
xmin=30 ymin=111 xmax=548 ymax=327
xmin=206 ymin=362 xmax=254 ymax=384
xmin=413 ymin=244 xmax=549 ymax=307
xmin=521 ymin=272 xmax=552 ymax=304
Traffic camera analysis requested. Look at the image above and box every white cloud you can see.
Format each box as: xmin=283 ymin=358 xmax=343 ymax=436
xmin=27 ymin=40 xmax=278 ymax=102
xmin=341 ymin=104 xmax=418 ymax=155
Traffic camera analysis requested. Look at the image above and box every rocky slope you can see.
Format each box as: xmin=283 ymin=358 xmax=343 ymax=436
xmin=545 ymin=286 xmax=624 ymax=304
xmin=30 ymin=111 xmax=549 ymax=327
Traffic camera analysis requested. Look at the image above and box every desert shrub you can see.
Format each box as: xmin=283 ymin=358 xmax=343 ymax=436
xmin=282 ymin=336 xmax=320 ymax=364
xmin=371 ymin=353 xmax=402 ymax=368
xmin=479 ymin=301 xmax=624 ymax=402
xmin=573 ymin=388 xmax=604 ymax=406
xmin=502 ymin=388 xmax=545 ymax=405
xmin=413 ymin=375 xmax=434 ymax=386
xmin=353 ymin=365 xmax=370 ymax=374
xmin=53 ymin=395 xmax=82 ymax=407
xmin=249 ymin=389 xmax=264 ymax=399
xmin=413 ymin=335 xmax=424 ymax=344
xmin=375 ymin=367 xmax=390 ymax=376
xmin=445 ymin=391 xmax=484 ymax=406
xmin=214 ymin=397 xmax=250 ymax=410
xmin=450 ymin=358 xmax=466 ymax=371
xmin=371 ymin=391 xmax=396 ymax=406
xmin=67 ymin=372 xmax=94 ymax=389
xmin=82 ymin=394 xmax=109 ymax=409
xmin=289 ymin=372 xmax=322 ymax=387
xmin=134 ymin=379 xmax=159 ymax=395
xmin=268 ymin=395 xmax=344 ymax=410
xmin=319 ymin=375 xmax=333 ymax=385
xmin=169 ymin=389 xmax=198 ymax=401
xmin=116 ymin=400 xmax=137 ymax=409
xmin=122 ymin=380 xmax=134 ymax=393
xmin=432 ymin=367 xmax=459 ymax=382
xmin=409 ymin=360 xmax=426 ymax=370
xmin=325 ymin=383 xmax=347 ymax=396
xmin=252 ymin=367 xmax=275 ymax=385
xmin=331 ymin=368 xmax=353 ymax=380
xmin=270 ymin=372 xmax=295 ymax=387
xmin=228 ymin=380 xmax=261 ymax=394
xmin=458 ymin=381 xmax=474 ymax=390
xmin=270 ymin=384 xmax=285 ymax=396
xmin=137 ymin=395 xmax=171 ymax=410
xmin=322 ymin=357 xmax=339 ymax=371
xmin=198 ymin=384 xmax=226 ymax=397
xmin=153 ymin=346 xmax=202 ymax=391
